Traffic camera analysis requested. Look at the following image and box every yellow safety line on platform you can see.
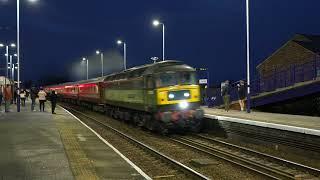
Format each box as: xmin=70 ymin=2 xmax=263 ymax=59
xmin=53 ymin=112 xmax=99 ymax=180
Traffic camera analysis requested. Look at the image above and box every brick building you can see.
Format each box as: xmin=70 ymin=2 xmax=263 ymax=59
xmin=256 ymin=34 xmax=320 ymax=92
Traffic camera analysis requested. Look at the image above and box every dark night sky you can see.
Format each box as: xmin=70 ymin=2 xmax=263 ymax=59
xmin=0 ymin=0 xmax=320 ymax=85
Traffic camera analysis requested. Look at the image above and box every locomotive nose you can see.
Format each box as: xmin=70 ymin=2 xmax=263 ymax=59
xmin=167 ymin=90 xmax=191 ymax=101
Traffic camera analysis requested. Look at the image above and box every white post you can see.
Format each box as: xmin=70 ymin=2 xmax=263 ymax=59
xmin=101 ymin=53 xmax=104 ymax=77
xmin=86 ymin=59 xmax=89 ymax=80
xmin=162 ymin=24 xmax=165 ymax=61
xmin=9 ymin=55 xmax=12 ymax=79
xmin=12 ymin=64 xmax=15 ymax=82
xmin=4 ymin=46 xmax=8 ymax=112
xmin=246 ymin=0 xmax=251 ymax=113
xmin=17 ymin=0 xmax=21 ymax=112
xmin=124 ymin=43 xmax=127 ymax=70
xmin=6 ymin=46 xmax=9 ymax=78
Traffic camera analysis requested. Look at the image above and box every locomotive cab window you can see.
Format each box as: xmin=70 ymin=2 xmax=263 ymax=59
xmin=180 ymin=72 xmax=197 ymax=85
xmin=156 ymin=72 xmax=177 ymax=87
xmin=156 ymin=72 xmax=197 ymax=87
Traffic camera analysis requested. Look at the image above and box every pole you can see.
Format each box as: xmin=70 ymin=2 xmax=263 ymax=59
xmin=124 ymin=43 xmax=127 ymax=70
xmin=9 ymin=55 xmax=12 ymax=79
xmin=86 ymin=59 xmax=88 ymax=80
xmin=4 ymin=46 xmax=8 ymax=112
xmin=246 ymin=0 xmax=251 ymax=113
xmin=162 ymin=24 xmax=165 ymax=61
xmin=5 ymin=46 xmax=8 ymax=78
xmin=12 ymin=64 xmax=15 ymax=82
xmin=206 ymin=69 xmax=210 ymax=87
xmin=17 ymin=0 xmax=21 ymax=112
xmin=101 ymin=53 xmax=104 ymax=77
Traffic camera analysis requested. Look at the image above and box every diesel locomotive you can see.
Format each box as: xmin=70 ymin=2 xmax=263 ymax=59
xmin=46 ymin=60 xmax=204 ymax=133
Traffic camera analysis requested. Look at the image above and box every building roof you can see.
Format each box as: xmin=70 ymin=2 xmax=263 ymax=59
xmin=292 ymin=34 xmax=320 ymax=54
xmin=257 ymin=34 xmax=320 ymax=69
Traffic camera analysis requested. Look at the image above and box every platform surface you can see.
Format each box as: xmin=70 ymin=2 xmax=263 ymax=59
xmin=0 ymin=100 xmax=149 ymax=179
xmin=203 ymin=107 xmax=320 ymax=136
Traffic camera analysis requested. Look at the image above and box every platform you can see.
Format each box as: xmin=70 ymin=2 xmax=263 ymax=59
xmin=203 ymin=107 xmax=320 ymax=136
xmin=0 ymin=100 xmax=150 ymax=179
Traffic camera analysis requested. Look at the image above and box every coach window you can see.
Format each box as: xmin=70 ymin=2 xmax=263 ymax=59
xmin=147 ymin=76 xmax=154 ymax=89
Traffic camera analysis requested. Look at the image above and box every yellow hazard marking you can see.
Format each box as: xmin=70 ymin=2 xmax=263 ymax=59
xmin=53 ymin=113 xmax=99 ymax=180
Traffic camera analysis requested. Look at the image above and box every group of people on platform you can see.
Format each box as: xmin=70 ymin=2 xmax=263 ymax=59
xmin=205 ymin=80 xmax=247 ymax=112
xmin=0 ymin=86 xmax=58 ymax=114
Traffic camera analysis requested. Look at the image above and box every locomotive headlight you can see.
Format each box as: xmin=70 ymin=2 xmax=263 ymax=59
xmin=184 ymin=92 xmax=190 ymax=97
xmin=179 ymin=101 xmax=189 ymax=109
xmin=168 ymin=93 xmax=175 ymax=99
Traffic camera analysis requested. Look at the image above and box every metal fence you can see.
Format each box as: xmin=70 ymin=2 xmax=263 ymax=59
xmin=208 ymin=55 xmax=320 ymax=107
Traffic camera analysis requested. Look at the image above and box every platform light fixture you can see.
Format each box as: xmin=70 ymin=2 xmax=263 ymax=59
xmin=82 ymin=57 xmax=89 ymax=80
xmin=95 ymin=50 xmax=104 ymax=77
xmin=116 ymin=40 xmax=126 ymax=70
xmin=152 ymin=19 xmax=165 ymax=61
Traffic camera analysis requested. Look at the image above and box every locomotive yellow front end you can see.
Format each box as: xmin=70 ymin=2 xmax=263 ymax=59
xmin=154 ymin=70 xmax=204 ymax=130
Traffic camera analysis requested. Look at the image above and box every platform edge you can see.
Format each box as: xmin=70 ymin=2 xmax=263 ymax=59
xmin=59 ymin=105 xmax=152 ymax=180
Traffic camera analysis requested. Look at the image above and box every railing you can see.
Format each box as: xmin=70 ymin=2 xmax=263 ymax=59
xmin=207 ymin=55 xmax=320 ymax=107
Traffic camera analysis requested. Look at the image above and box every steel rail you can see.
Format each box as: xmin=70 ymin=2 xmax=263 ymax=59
xmin=63 ymin=105 xmax=210 ymax=180
xmin=195 ymin=134 xmax=320 ymax=177
xmin=171 ymin=136 xmax=300 ymax=180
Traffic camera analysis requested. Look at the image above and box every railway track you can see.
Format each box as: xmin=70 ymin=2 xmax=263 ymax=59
xmin=210 ymin=121 xmax=320 ymax=153
xmin=171 ymin=135 xmax=320 ymax=180
xmin=62 ymin=105 xmax=210 ymax=180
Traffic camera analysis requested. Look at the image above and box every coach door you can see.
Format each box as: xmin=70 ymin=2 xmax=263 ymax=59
xmin=144 ymin=75 xmax=155 ymax=111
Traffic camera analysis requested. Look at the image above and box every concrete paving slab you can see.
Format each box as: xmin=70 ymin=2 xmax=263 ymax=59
xmin=0 ymin=100 xmax=150 ymax=179
xmin=0 ymin=102 xmax=74 ymax=180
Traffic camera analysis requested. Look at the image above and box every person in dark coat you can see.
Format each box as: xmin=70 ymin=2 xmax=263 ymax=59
xmin=237 ymin=80 xmax=246 ymax=111
xmin=0 ymin=85 xmax=3 ymax=108
xmin=30 ymin=86 xmax=37 ymax=111
xmin=50 ymin=90 xmax=58 ymax=114
xmin=221 ymin=80 xmax=230 ymax=111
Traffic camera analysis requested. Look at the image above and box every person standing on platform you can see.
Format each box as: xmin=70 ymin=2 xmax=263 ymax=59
xmin=26 ymin=89 xmax=30 ymax=101
xmin=50 ymin=90 xmax=58 ymax=114
xmin=221 ymin=80 xmax=230 ymax=112
xmin=13 ymin=88 xmax=18 ymax=104
xmin=4 ymin=85 xmax=12 ymax=112
xmin=20 ymin=89 xmax=26 ymax=107
xmin=237 ymin=80 xmax=246 ymax=111
xmin=0 ymin=85 xmax=3 ymax=109
xmin=30 ymin=86 xmax=37 ymax=111
xmin=38 ymin=88 xmax=47 ymax=112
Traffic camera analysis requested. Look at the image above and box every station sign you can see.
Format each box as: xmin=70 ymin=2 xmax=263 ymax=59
xmin=199 ymin=79 xmax=208 ymax=84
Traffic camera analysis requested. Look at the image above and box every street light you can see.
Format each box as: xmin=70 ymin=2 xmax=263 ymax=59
xmin=117 ymin=40 xmax=127 ymax=70
xmin=152 ymin=19 xmax=165 ymax=61
xmin=96 ymin=50 xmax=104 ymax=77
xmin=15 ymin=0 xmax=38 ymax=112
xmin=245 ymin=0 xmax=251 ymax=113
xmin=82 ymin=57 xmax=89 ymax=80
xmin=0 ymin=43 xmax=16 ymax=112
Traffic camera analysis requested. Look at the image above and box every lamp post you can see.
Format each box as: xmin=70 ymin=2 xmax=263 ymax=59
xmin=153 ymin=20 xmax=165 ymax=61
xmin=9 ymin=55 xmax=12 ymax=79
xmin=117 ymin=40 xmax=126 ymax=70
xmin=82 ymin=57 xmax=89 ymax=80
xmin=245 ymin=0 xmax=251 ymax=113
xmin=0 ymin=43 xmax=15 ymax=112
xmin=16 ymin=0 xmax=38 ymax=112
xmin=96 ymin=50 xmax=104 ymax=77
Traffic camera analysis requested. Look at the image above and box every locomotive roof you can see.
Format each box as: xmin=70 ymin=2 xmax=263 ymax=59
xmin=103 ymin=60 xmax=195 ymax=81
xmin=45 ymin=60 xmax=196 ymax=87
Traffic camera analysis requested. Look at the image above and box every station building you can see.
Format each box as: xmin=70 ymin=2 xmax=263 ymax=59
xmin=256 ymin=34 xmax=320 ymax=92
